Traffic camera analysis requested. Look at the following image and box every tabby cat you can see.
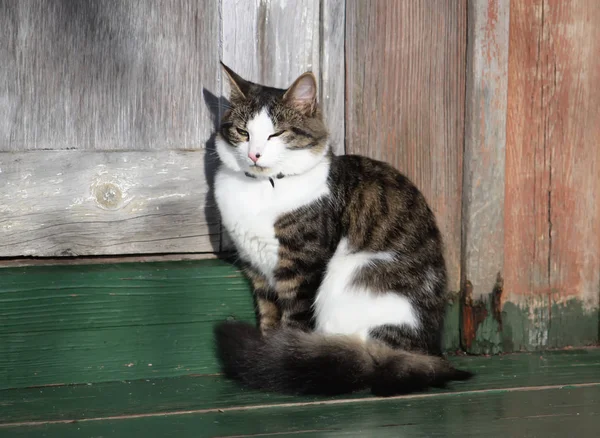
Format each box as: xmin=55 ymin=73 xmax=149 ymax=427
xmin=213 ymin=63 xmax=473 ymax=396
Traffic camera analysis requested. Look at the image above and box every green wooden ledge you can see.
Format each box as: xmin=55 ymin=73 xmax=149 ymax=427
xmin=0 ymin=259 xmax=462 ymax=390
xmin=1 ymin=350 xmax=600 ymax=436
xmin=1 ymin=260 xmax=600 ymax=436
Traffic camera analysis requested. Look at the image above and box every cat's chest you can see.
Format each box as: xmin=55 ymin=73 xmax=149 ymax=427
xmin=219 ymin=185 xmax=281 ymax=280
xmin=215 ymin=167 xmax=330 ymax=283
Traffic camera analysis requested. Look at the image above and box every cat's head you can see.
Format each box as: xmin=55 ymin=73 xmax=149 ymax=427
xmin=216 ymin=63 xmax=329 ymax=178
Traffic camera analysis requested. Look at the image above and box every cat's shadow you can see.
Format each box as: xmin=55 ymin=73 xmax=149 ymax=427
xmin=202 ymin=88 xmax=239 ymax=268
xmin=202 ymin=89 xmax=258 ymax=325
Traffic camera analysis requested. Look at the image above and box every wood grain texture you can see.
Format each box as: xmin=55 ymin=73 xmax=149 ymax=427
xmin=3 ymin=384 xmax=600 ymax=436
xmin=220 ymin=0 xmax=345 ymax=154
xmin=4 ymin=349 xmax=600 ymax=424
xmin=504 ymin=0 xmax=600 ymax=348
xmin=0 ymin=0 xmax=219 ymax=151
xmin=462 ymin=0 xmax=509 ymax=299
xmin=461 ymin=0 xmax=510 ymax=353
xmin=0 ymin=151 xmax=219 ymax=257
xmin=0 ymin=260 xmax=254 ymax=389
xmin=345 ymin=0 xmax=467 ymax=291
xmin=320 ymin=0 xmax=346 ymax=154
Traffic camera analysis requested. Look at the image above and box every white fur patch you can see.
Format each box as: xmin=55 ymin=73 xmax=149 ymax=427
xmin=314 ymin=238 xmax=419 ymax=340
xmin=215 ymin=160 xmax=331 ymax=286
xmin=246 ymin=109 xmax=275 ymax=163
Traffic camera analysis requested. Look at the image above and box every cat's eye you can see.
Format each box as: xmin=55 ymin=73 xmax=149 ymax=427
xmin=268 ymin=131 xmax=285 ymax=139
xmin=236 ymin=127 xmax=249 ymax=137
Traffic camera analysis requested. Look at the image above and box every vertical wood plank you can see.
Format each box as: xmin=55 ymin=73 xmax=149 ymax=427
xmin=504 ymin=0 xmax=600 ymax=350
xmin=0 ymin=0 xmax=219 ymax=151
xmin=345 ymin=0 xmax=468 ymax=291
xmin=221 ymin=0 xmax=320 ymax=89
xmin=220 ymin=0 xmax=344 ymax=154
xmin=320 ymin=0 xmax=346 ymax=154
xmin=460 ymin=0 xmax=510 ymax=353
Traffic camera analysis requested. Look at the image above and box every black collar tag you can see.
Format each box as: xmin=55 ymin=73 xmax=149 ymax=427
xmin=244 ymin=172 xmax=285 ymax=188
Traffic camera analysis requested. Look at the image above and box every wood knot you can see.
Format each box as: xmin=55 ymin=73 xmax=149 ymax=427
xmin=94 ymin=183 xmax=123 ymax=209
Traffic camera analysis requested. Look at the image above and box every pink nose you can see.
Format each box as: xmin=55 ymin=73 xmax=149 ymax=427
xmin=248 ymin=152 xmax=261 ymax=163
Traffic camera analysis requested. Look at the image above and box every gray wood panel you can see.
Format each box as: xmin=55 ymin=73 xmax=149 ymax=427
xmin=220 ymin=0 xmax=344 ymax=154
xmin=0 ymin=151 xmax=219 ymax=257
xmin=0 ymin=0 xmax=219 ymax=151
xmin=320 ymin=0 xmax=346 ymax=154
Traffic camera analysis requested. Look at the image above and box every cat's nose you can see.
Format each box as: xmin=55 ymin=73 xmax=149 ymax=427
xmin=248 ymin=152 xmax=261 ymax=163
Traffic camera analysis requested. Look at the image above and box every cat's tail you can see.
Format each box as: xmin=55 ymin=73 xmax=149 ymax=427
xmin=213 ymin=321 xmax=473 ymax=396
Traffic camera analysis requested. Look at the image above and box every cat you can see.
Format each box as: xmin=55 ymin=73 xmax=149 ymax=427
xmin=212 ymin=62 xmax=473 ymax=396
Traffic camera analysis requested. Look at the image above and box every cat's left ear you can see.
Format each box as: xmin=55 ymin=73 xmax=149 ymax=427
xmin=221 ymin=61 xmax=251 ymax=102
xmin=283 ymin=72 xmax=317 ymax=115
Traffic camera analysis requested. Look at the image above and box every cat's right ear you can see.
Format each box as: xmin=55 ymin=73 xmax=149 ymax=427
xmin=221 ymin=62 xmax=250 ymax=102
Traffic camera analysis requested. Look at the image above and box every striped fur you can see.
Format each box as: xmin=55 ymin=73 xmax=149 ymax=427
xmin=213 ymin=64 xmax=473 ymax=396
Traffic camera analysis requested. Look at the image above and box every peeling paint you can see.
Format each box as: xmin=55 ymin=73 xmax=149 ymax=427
xmin=461 ymin=280 xmax=489 ymax=350
xmin=503 ymin=299 xmax=599 ymax=352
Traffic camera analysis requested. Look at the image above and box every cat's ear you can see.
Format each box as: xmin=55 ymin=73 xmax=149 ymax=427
xmin=283 ymin=72 xmax=317 ymax=115
xmin=220 ymin=61 xmax=250 ymax=102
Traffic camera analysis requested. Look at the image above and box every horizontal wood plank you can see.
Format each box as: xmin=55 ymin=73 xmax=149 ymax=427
xmin=0 ymin=259 xmax=254 ymax=389
xmin=0 ymin=150 xmax=219 ymax=257
xmin=3 ymin=384 xmax=600 ymax=436
xmin=3 ymin=349 xmax=600 ymax=424
xmin=0 ymin=0 xmax=219 ymax=151
xmin=0 ymin=260 xmax=253 ymax=334
xmin=1 ymin=323 xmax=236 ymax=390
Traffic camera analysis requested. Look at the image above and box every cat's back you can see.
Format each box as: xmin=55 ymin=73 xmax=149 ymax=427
xmin=328 ymin=154 xmax=441 ymax=252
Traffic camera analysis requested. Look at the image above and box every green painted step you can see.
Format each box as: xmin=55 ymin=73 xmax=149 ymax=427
xmin=2 ymin=385 xmax=599 ymax=437
xmin=0 ymin=259 xmax=462 ymax=389
xmin=2 ymin=349 xmax=599 ymax=425
xmin=0 ymin=260 xmax=255 ymax=389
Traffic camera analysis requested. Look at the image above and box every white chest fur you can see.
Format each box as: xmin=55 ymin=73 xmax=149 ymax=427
xmin=215 ymin=161 xmax=331 ymax=285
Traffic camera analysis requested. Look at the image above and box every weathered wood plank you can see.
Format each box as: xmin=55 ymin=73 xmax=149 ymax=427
xmin=0 ymin=260 xmax=255 ymax=389
xmin=503 ymin=0 xmax=600 ymax=350
xmin=0 ymin=0 xmax=219 ymax=151
xmin=3 ymin=385 xmax=600 ymax=437
xmin=220 ymin=0 xmax=344 ymax=154
xmin=460 ymin=0 xmax=510 ymax=354
xmin=345 ymin=0 xmax=467 ymax=291
xmin=4 ymin=349 xmax=600 ymax=424
xmin=0 ymin=261 xmax=252 ymax=335
xmin=0 ymin=253 xmax=220 ymax=268
xmin=1 ymin=324 xmax=221 ymax=390
xmin=320 ymin=0 xmax=346 ymax=154
xmin=221 ymin=0 xmax=319 ymax=88
xmin=0 ymin=151 xmax=219 ymax=257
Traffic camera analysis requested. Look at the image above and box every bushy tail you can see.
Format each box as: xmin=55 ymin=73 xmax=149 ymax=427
xmin=214 ymin=321 xmax=473 ymax=396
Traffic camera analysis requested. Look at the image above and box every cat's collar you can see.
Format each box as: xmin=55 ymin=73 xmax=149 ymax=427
xmin=244 ymin=171 xmax=285 ymax=188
